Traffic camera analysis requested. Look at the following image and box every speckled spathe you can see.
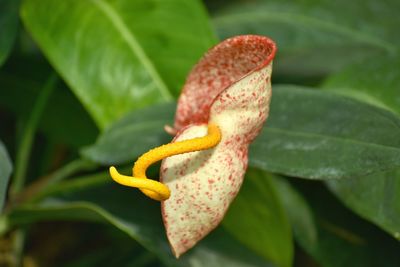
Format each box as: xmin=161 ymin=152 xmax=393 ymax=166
xmin=160 ymin=35 xmax=277 ymax=257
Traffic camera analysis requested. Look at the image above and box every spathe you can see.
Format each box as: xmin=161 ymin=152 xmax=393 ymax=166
xmin=161 ymin=35 xmax=277 ymax=257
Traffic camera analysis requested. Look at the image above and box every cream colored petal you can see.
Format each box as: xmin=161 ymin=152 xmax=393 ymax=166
xmin=161 ymin=64 xmax=272 ymax=257
xmin=162 ymin=35 xmax=276 ymax=257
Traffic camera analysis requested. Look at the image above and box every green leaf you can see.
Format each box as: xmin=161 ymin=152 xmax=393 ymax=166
xmin=0 ymin=0 xmax=20 ymax=66
xmin=85 ymin=86 xmax=400 ymax=180
xmin=82 ymin=102 xmax=175 ymax=164
xmin=9 ymin=175 xmax=275 ymax=267
xmin=294 ymin=182 xmax=400 ymax=267
xmin=250 ymin=85 xmax=400 ymax=179
xmin=327 ymin=169 xmax=400 ymax=241
xmin=223 ymin=169 xmax=293 ymax=267
xmin=0 ymin=140 xmax=12 ymax=211
xmin=321 ymin=54 xmax=400 ymax=240
xmin=21 ymin=0 xmax=216 ymax=129
xmin=272 ymin=177 xmax=317 ymax=249
xmin=212 ymin=0 xmax=399 ymax=78
xmin=323 ymin=53 xmax=400 ymax=115
xmin=59 ymin=229 xmax=161 ymax=267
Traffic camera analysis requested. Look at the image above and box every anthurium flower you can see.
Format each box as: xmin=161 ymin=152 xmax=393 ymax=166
xmin=110 ymin=35 xmax=277 ymax=257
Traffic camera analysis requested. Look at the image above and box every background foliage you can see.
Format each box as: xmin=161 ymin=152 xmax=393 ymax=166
xmin=1 ymin=0 xmax=400 ymax=266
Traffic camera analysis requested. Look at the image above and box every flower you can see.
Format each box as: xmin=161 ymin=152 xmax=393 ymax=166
xmin=110 ymin=35 xmax=277 ymax=257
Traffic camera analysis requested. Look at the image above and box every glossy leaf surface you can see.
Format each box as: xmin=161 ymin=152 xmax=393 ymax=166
xmin=250 ymin=85 xmax=400 ymax=179
xmin=323 ymin=54 xmax=400 ymax=115
xmin=213 ymin=0 xmax=399 ymax=78
xmin=323 ymin=54 xmax=400 ymax=240
xmin=22 ymin=0 xmax=216 ymax=128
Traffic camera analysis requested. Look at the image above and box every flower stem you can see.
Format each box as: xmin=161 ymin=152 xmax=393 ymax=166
xmin=8 ymin=158 xmax=97 ymax=207
xmin=9 ymin=74 xmax=57 ymax=267
xmin=11 ymin=229 xmax=26 ymax=267
xmin=32 ymin=168 xmax=111 ymax=202
xmin=46 ymin=158 xmax=96 ymax=186
xmin=11 ymin=74 xmax=58 ymax=196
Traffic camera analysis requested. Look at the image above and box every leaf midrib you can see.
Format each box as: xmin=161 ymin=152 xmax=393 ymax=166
xmin=213 ymin=10 xmax=396 ymax=52
xmin=104 ymin=120 xmax=400 ymax=153
xmin=90 ymin=0 xmax=173 ymax=100
xmin=261 ymin=126 xmax=400 ymax=153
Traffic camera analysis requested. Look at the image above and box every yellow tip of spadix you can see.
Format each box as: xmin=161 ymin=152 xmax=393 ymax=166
xmin=109 ymin=166 xmax=170 ymax=201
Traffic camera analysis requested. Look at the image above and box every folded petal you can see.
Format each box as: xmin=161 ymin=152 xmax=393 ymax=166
xmin=162 ymin=35 xmax=276 ymax=257
xmin=174 ymin=35 xmax=276 ymax=131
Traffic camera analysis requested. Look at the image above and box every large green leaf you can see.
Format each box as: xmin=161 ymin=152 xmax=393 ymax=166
xmin=250 ymin=85 xmax=400 ymax=179
xmin=21 ymin=0 xmax=216 ymax=129
xmin=212 ymin=0 xmax=399 ymax=79
xmin=84 ymin=86 xmax=400 ymax=179
xmin=323 ymin=54 xmax=400 ymax=115
xmin=223 ymin=169 xmax=293 ymax=267
xmin=0 ymin=141 xmax=12 ymax=211
xmin=8 ymin=175 xmax=275 ymax=267
xmin=322 ymin=54 xmax=400 ymax=240
xmin=0 ymin=0 xmax=19 ymax=66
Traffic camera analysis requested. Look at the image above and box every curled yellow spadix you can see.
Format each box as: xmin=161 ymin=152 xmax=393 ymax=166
xmin=109 ymin=124 xmax=222 ymax=201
